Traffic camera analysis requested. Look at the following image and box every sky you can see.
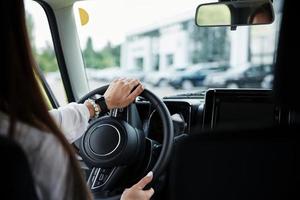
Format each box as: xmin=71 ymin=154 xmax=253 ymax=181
xmin=25 ymin=0 xmax=211 ymax=50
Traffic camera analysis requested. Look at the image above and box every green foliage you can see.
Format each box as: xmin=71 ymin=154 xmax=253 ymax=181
xmin=26 ymin=13 xmax=58 ymax=72
xmin=27 ymin=10 xmax=228 ymax=73
xmin=83 ymin=37 xmax=120 ymax=69
xmin=35 ymin=43 xmax=59 ymax=72
xmin=26 ymin=12 xmax=120 ymax=73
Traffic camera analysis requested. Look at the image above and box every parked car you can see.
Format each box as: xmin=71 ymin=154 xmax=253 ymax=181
xmin=203 ymin=64 xmax=272 ymax=89
xmin=144 ymin=67 xmax=185 ymax=87
xmin=85 ymin=67 xmax=120 ymax=82
xmin=112 ymin=68 xmax=145 ymax=81
xmin=87 ymin=67 xmax=145 ymax=82
xmin=169 ymin=65 xmax=227 ymax=89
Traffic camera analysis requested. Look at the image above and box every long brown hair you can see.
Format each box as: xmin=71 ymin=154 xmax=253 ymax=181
xmin=0 ymin=0 xmax=91 ymax=199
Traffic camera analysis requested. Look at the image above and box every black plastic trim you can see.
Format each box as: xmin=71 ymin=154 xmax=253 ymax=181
xmin=202 ymin=89 xmax=279 ymax=130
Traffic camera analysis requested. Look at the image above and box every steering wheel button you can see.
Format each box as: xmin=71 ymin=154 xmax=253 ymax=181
xmin=94 ymin=181 xmax=101 ymax=187
xmin=98 ymin=173 xmax=104 ymax=181
xmin=103 ymin=174 xmax=109 ymax=181
xmin=101 ymin=168 xmax=111 ymax=174
xmin=99 ymin=168 xmax=105 ymax=173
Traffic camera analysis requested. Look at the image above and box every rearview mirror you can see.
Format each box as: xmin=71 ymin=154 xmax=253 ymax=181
xmin=195 ymin=0 xmax=274 ymax=27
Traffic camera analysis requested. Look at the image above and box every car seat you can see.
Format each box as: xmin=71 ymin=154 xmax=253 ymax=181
xmin=0 ymin=135 xmax=38 ymax=200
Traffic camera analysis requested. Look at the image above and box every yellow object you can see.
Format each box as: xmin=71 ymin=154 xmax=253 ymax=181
xmin=37 ymin=76 xmax=53 ymax=110
xmin=79 ymin=8 xmax=89 ymax=26
xmin=34 ymin=70 xmax=52 ymax=109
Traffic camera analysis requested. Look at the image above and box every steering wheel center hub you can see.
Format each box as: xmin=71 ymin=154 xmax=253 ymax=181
xmin=80 ymin=116 xmax=145 ymax=167
xmin=88 ymin=124 xmax=121 ymax=156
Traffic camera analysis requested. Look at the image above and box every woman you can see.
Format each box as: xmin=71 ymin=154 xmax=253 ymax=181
xmin=0 ymin=0 xmax=154 ymax=200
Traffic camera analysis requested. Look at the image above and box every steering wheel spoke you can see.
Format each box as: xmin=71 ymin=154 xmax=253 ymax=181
xmin=88 ymin=167 xmax=117 ymax=191
xmin=126 ymin=103 xmax=143 ymax=131
xmin=144 ymin=137 xmax=162 ymax=171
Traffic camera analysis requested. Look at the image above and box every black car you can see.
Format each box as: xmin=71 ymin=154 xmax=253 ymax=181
xmin=224 ymin=64 xmax=272 ymax=88
xmin=169 ymin=66 xmax=227 ymax=89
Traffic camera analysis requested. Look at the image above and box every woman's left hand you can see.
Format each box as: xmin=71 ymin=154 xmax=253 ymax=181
xmin=104 ymin=78 xmax=144 ymax=110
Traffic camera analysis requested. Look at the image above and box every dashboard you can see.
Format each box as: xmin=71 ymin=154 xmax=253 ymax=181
xmin=133 ymin=89 xmax=291 ymax=143
xmin=75 ymin=88 xmax=294 ymax=197
xmin=134 ymin=94 xmax=205 ymax=143
xmin=75 ymin=88 xmax=292 ymax=194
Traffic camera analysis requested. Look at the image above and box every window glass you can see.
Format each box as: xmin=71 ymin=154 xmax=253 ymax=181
xmin=74 ymin=0 xmax=282 ymax=97
xmin=166 ymin=54 xmax=174 ymax=67
xmin=25 ymin=0 xmax=68 ymax=105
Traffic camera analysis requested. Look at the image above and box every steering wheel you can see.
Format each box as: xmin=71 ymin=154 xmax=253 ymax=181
xmin=74 ymin=85 xmax=174 ymax=199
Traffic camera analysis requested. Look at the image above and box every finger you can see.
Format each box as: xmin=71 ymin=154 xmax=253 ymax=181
xmin=133 ymin=171 xmax=153 ymax=189
xmin=145 ymin=188 xmax=155 ymax=199
xmin=128 ymin=83 xmax=144 ymax=97
xmin=120 ymin=78 xmax=128 ymax=84
xmin=126 ymin=84 xmax=144 ymax=103
xmin=121 ymin=82 xmax=134 ymax=94
xmin=119 ymin=77 xmax=126 ymax=81
xmin=128 ymin=79 xmax=140 ymax=91
xmin=115 ymin=77 xmax=126 ymax=84
xmin=128 ymin=79 xmax=139 ymax=85
xmin=113 ymin=77 xmax=121 ymax=82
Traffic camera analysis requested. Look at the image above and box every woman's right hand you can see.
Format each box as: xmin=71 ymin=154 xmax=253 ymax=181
xmin=121 ymin=171 xmax=154 ymax=200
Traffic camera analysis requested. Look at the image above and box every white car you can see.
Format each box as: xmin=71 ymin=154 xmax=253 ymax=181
xmin=86 ymin=67 xmax=145 ymax=82
xmin=203 ymin=66 xmax=248 ymax=88
xmin=144 ymin=68 xmax=185 ymax=87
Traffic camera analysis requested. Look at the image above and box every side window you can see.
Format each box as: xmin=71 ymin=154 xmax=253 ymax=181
xmin=25 ymin=0 xmax=68 ymax=106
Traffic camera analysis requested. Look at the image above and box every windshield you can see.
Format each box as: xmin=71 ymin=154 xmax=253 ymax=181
xmin=74 ymin=0 xmax=282 ymax=97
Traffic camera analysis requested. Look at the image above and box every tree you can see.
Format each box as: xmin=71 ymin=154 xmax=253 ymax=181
xmin=26 ymin=14 xmax=121 ymax=72
xmin=37 ymin=42 xmax=59 ymax=72
xmin=83 ymin=38 xmax=120 ymax=69
xmin=26 ymin=13 xmax=58 ymax=73
xmin=83 ymin=37 xmax=99 ymax=68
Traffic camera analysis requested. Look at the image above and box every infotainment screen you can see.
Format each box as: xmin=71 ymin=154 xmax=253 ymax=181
xmin=203 ymin=89 xmax=280 ymax=129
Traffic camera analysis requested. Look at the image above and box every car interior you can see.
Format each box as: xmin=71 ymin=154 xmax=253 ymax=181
xmin=1 ymin=0 xmax=298 ymax=200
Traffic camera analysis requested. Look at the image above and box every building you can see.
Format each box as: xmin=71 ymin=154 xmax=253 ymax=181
xmin=121 ymin=5 xmax=281 ymax=72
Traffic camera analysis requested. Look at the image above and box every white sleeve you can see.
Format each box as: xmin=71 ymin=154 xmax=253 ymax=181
xmin=49 ymin=103 xmax=90 ymax=143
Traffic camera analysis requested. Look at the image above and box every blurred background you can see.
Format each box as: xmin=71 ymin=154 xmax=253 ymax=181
xmin=25 ymin=0 xmax=282 ymax=105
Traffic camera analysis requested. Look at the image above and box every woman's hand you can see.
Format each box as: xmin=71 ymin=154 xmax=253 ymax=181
xmin=121 ymin=171 xmax=154 ymax=200
xmin=104 ymin=78 xmax=144 ymax=110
